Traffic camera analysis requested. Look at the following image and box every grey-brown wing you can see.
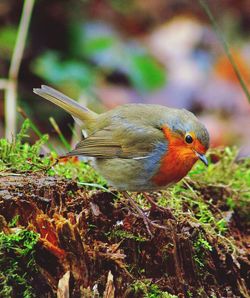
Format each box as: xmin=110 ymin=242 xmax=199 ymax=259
xmin=67 ymin=124 xmax=165 ymax=159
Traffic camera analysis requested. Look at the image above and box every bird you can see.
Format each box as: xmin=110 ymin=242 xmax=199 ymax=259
xmin=33 ymin=85 xmax=209 ymax=192
xmin=34 ymin=85 xmax=210 ymax=236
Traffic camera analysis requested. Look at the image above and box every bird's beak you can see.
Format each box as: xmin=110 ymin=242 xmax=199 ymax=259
xmin=195 ymin=151 xmax=208 ymax=166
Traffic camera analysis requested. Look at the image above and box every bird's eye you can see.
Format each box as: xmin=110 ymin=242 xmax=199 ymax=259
xmin=185 ymin=134 xmax=193 ymax=144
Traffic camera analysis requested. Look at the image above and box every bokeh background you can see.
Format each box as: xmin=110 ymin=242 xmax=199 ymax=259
xmin=1 ymin=0 xmax=250 ymax=155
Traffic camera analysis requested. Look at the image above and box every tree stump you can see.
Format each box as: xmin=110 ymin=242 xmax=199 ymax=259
xmin=0 ymin=173 xmax=249 ymax=297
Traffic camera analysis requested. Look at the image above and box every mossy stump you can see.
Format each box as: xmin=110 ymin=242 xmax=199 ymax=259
xmin=0 ymin=172 xmax=249 ymax=298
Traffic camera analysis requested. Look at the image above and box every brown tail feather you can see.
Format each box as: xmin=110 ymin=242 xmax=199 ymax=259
xmin=33 ymin=85 xmax=97 ymax=122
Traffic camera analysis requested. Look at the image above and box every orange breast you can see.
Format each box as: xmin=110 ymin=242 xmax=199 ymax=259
xmin=152 ymin=126 xmax=198 ymax=186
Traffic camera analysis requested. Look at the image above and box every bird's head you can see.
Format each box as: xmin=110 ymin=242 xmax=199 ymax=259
xmin=161 ymin=109 xmax=210 ymax=167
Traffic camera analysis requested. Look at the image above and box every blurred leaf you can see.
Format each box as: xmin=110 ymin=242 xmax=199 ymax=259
xmin=0 ymin=26 xmax=17 ymax=58
xmin=31 ymin=51 xmax=95 ymax=88
xmin=84 ymin=37 xmax=115 ymax=55
xmin=69 ymin=21 xmax=118 ymax=64
xmin=128 ymin=53 xmax=166 ymax=91
xmin=80 ymin=22 xmax=123 ymax=69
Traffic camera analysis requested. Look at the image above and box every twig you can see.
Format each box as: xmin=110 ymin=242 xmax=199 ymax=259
xmin=199 ymin=0 xmax=250 ymax=103
xmin=4 ymin=0 xmax=35 ymax=139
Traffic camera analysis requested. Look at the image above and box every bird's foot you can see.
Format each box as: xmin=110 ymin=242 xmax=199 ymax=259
xmin=122 ymin=192 xmax=167 ymax=238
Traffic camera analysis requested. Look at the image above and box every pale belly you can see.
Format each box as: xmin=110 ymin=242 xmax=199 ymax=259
xmin=93 ymin=157 xmax=160 ymax=191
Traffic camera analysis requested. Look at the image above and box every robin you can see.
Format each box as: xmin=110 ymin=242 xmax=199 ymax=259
xmin=34 ymin=85 xmax=209 ymax=234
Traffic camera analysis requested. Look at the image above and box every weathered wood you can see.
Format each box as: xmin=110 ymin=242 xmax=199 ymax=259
xmin=0 ymin=173 xmax=249 ymax=297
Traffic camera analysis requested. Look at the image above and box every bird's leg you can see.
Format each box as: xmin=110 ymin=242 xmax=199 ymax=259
xmin=122 ymin=191 xmax=153 ymax=237
xmin=143 ymin=192 xmax=174 ymax=217
xmin=122 ymin=191 xmax=167 ymax=237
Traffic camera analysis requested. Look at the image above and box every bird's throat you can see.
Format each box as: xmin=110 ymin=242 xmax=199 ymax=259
xmin=152 ymin=145 xmax=197 ymax=186
xmin=152 ymin=126 xmax=198 ymax=187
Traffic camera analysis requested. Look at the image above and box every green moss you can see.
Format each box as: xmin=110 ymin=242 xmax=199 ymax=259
xmin=151 ymin=147 xmax=249 ymax=240
xmin=129 ymin=280 xmax=178 ymax=298
xmin=8 ymin=215 xmax=20 ymax=228
xmin=47 ymin=156 xmax=107 ymax=189
xmin=0 ymin=120 xmax=107 ymax=189
xmin=190 ymin=147 xmax=250 ymax=225
xmin=0 ymin=119 xmax=51 ymax=172
xmin=190 ymin=147 xmax=250 ymax=206
xmin=0 ymin=226 xmax=39 ymax=298
xmin=108 ymin=228 xmax=147 ymax=242
xmin=193 ymin=233 xmax=212 ymax=268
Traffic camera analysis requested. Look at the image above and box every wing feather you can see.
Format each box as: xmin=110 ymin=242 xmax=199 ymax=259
xmin=67 ymin=124 xmax=165 ymax=159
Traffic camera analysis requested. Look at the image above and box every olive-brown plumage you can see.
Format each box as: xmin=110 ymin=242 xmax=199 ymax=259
xmin=34 ymin=85 xmax=209 ymax=191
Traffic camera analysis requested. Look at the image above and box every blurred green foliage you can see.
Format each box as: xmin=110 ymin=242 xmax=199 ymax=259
xmin=129 ymin=53 xmax=166 ymax=91
xmin=31 ymin=51 xmax=95 ymax=89
xmin=32 ymin=22 xmax=166 ymax=94
xmin=108 ymin=0 xmax=135 ymax=14
xmin=0 ymin=26 xmax=17 ymax=59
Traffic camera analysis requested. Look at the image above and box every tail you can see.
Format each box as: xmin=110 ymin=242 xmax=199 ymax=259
xmin=33 ymin=85 xmax=97 ymax=122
